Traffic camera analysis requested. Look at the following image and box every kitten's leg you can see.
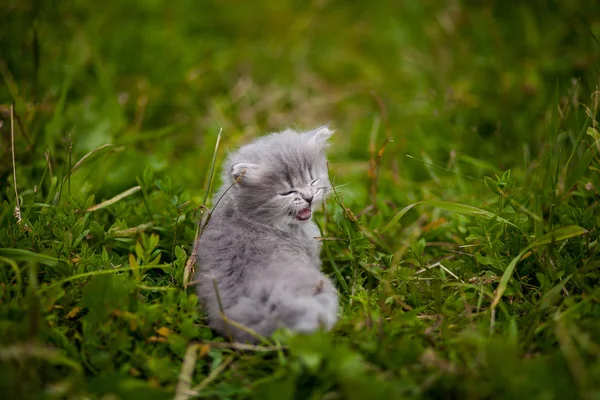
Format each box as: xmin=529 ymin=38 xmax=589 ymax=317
xmin=216 ymin=296 xmax=280 ymax=343
xmin=214 ymin=278 xmax=338 ymax=342
xmin=269 ymin=275 xmax=339 ymax=334
xmin=198 ymin=276 xmax=277 ymax=343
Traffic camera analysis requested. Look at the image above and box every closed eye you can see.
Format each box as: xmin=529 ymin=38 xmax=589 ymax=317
xmin=311 ymin=178 xmax=319 ymax=186
xmin=280 ymin=190 xmax=297 ymax=196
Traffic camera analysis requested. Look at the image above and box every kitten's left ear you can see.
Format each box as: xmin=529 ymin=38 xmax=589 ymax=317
xmin=307 ymin=125 xmax=334 ymax=147
xmin=231 ymin=162 xmax=260 ymax=185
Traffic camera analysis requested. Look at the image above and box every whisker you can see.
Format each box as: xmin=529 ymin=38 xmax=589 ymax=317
xmin=332 ymin=179 xmax=358 ymax=189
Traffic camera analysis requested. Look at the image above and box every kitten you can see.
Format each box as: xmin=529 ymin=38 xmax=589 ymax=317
xmin=194 ymin=126 xmax=339 ymax=343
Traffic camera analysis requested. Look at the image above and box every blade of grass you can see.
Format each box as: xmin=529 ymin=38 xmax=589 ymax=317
xmin=189 ymin=355 xmax=235 ymax=394
xmin=37 ymin=265 xmax=165 ymax=294
xmin=0 ymin=60 xmax=24 ymax=108
xmin=10 ymin=104 xmax=25 ymax=227
xmin=0 ymin=256 xmax=22 ymax=291
xmin=558 ymin=117 xmax=590 ymax=193
xmin=381 ymin=200 xmax=517 ymax=233
xmin=205 ymin=341 xmax=285 ymax=352
xmin=183 ymin=129 xmax=222 ymax=287
xmin=0 ymin=343 xmax=82 ymax=374
xmin=555 ymin=319 xmax=591 ymax=395
xmin=457 ymin=153 xmax=503 ymax=174
xmin=110 ymin=222 xmax=154 ymax=237
xmin=315 ymin=219 xmax=348 ymax=292
xmin=202 ymin=128 xmax=223 ymax=208
xmin=63 ymin=143 xmax=123 ymax=182
xmin=491 ymin=225 xmax=588 ymax=310
xmin=174 ymin=344 xmax=201 ymax=400
xmin=406 ymin=153 xmax=477 ymax=180
xmin=86 ymin=185 xmax=142 ymax=212
xmin=0 ymin=248 xmax=61 ymax=266
xmin=561 ymin=138 xmax=600 ymax=199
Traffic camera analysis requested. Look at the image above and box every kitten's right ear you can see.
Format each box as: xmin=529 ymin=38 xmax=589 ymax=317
xmin=231 ymin=163 xmax=259 ymax=185
xmin=307 ymin=125 xmax=334 ymax=147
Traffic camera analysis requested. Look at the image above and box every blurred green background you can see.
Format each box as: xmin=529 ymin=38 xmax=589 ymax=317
xmin=1 ymin=0 xmax=600 ymax=399
xmin=3 ymin=0 xmax=598 ymax=202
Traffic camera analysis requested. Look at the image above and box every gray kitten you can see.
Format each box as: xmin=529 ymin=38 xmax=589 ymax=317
xmin=194 ymin=126 xmax=339 ymax=343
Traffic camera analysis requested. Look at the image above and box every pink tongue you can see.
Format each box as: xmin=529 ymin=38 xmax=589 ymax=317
xmin=296 ymin=208 xmax=312 ymax=221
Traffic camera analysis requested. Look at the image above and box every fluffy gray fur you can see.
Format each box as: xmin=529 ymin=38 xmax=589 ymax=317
xmin=194 ymin=126 xmax=339 ymax=343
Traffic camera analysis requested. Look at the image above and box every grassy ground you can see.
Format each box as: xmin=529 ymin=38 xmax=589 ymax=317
xmin=1 ymin=0 xmax=600 ymax=398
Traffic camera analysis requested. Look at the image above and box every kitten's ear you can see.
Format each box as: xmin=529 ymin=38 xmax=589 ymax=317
xmin=231 ymin=163 xmax=260 ymax=185
xmin=307 ymin=125 xmax=334 ymax=147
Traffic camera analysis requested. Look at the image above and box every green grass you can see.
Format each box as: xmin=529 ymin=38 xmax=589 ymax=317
xmin=1 ymin=0 xmax=600 ymax=398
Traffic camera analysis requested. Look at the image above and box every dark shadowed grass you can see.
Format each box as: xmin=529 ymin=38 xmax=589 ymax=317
xmin=1 ymin=0 xmax=600 ymax=399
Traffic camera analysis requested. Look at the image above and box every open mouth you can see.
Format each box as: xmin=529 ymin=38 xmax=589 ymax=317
xmin=295 ymin=207 xmax=312 ymax=221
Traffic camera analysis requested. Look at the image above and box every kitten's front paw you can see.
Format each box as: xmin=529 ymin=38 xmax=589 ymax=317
xmin=290 ymin=299 xmax=338 ymax=333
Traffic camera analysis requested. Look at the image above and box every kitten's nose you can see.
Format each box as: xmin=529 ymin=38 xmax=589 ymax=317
xmin=303 ymin=195 xmax=313 ymax=205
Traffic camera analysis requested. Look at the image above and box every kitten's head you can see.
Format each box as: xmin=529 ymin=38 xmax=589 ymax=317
xmin=222 ymin=126 xmax=333 ymax=229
